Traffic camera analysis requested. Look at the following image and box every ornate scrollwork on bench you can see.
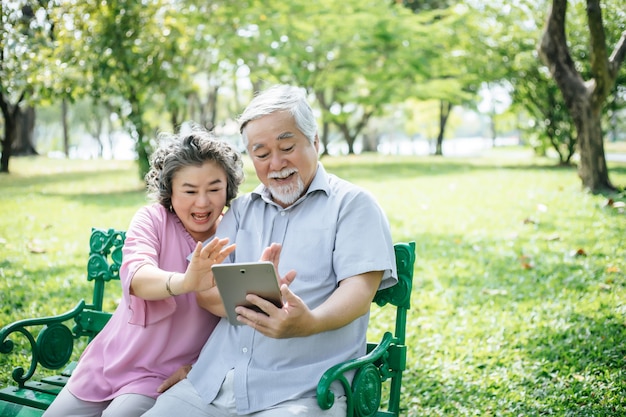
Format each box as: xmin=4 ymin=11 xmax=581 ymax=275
xmin=0 ymin=302 xmax=85 ymax=387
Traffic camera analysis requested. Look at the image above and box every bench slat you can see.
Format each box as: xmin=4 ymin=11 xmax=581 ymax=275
xmin=23 ymin=381 xmax=62 ymax=395
xmin=37 ymin=376 xmax=68 ymax=388
xmin=0 ymin=400 xmax=44 ymax=417
xmin=0 ymin=386 xmax=54 ymax=410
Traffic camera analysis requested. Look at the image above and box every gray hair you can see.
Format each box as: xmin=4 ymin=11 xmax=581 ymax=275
xmin=238 ymin=85 xmax=318 ymax=146
xmin=145 ymin=125 xmax=244 ymax=210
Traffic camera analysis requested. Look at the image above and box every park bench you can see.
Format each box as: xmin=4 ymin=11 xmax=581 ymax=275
xmin=0 ymin=227 xmax=415 ymax=417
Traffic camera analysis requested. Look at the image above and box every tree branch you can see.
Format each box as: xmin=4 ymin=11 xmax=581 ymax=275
xmin=586 ymin=0 xmax=609 ymax=85
xmin=538 ymin=0 xmax=586 ymax=106
xmin=608 ymin=30 xmax=626 ymax=77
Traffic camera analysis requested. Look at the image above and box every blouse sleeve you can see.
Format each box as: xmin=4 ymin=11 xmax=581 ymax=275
xmin=120 ymin=205 xmax=176 ymax=326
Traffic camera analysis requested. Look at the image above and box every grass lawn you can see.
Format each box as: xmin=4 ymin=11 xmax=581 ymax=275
xmin=1 ymin=149 xmax=625 ymax=416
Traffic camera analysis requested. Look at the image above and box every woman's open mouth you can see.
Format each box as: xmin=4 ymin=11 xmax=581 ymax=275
xmin=192 ymin=212 xmax=211 ymax=222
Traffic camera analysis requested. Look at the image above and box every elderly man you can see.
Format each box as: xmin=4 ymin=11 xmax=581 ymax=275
xmin=143 ymin=85 xmax=397 ymax=417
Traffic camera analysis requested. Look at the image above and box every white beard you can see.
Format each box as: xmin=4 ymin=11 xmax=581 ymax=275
xmin=268 ymin=168 xmax=305 ymax=206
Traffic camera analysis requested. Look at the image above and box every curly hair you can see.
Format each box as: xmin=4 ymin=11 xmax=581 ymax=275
xmin=145 ymin=126 xmax=244 ymax=211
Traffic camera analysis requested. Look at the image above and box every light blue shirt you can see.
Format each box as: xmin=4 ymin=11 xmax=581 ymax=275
xmin=188 ymin=163 xmax=397 ymax=414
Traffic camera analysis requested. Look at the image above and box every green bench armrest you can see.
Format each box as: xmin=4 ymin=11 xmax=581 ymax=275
xmin=0 ymin=302 xmax=86 ymax=387
xmin=0 ymin=228 xmax=124 ymax=391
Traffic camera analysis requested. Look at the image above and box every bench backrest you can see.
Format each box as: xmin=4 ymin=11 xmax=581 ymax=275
xmin=73 ymin=228 xmax=125 ymax=341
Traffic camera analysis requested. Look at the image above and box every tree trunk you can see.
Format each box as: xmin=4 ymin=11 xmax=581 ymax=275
xmin=0 ymin=93 xmax=20 ymax=173
xmin=315 ymin=90 xmax=332 ymax=156
xmin=206 ymin=85 xmax=219 ymax=130
xmin=62 ymin=99 xmax=70 ymax=157
xmin=361 ymin=132 xmax=377 ymax=153
xmin=337 ymin=110 xmax=373 ymax=155
xmin=129 ymin=89 xmax=151 ymax=178
xmin=171 ymin=106 xmax=181 ymax=132
xmin=13 ymin=106 xmax=37 ymax=156
xmin=338 ymin=122 xmax=356 ymax=155
xmin=435 ymin=100 xmax=451 ymax=156
xmin=539 ymin=0 xmax=626 ymax=193
xmin=574 ymin=101 xmax=611 ymax=190
xmin=320 ymin=121 xmax=330 ymax=157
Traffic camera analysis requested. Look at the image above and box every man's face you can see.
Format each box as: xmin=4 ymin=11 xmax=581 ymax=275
xmin=245 ymin=111 xmax=319 ymax=208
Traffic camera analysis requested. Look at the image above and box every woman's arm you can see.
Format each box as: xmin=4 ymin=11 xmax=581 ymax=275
xmin=130 ymin=238 xmax=235 ymax=300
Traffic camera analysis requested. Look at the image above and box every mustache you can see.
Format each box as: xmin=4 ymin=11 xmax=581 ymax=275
xmin=268 ymin=168 xmax=298 ymax=179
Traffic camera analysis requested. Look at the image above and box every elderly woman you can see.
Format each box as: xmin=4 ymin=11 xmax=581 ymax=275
xmin=43 ymin=126 xmax=244 ymax=417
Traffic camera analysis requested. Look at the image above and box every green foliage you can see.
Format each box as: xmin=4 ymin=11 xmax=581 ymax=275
xmin=0 ymin=153 xmax=625 ymax=415
xmin=0 ymin=1 xmax=57 ymax=104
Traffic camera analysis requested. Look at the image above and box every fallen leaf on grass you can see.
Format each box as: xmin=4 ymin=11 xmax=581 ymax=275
xmin=599 ymin=283 xmax=612 ymax=291
xmin=603 ymin=199 xmax=625 ymax=212
xmin=572 ymin=374 xmax=585 ymax=382
xmin=606 ymin=266 xmax=621 ymax=273
xmin=482 ymin=288 xmax=508 ymax=296
xmin=545 ymin=233 xmax=560 ymax=241
xmin=519 ymin=255 xmax=534 ymax=269
xmin=570 ymin=248 xmax=587 ymax=257
xmin=27 ymin=240 xmax=46 ymax=254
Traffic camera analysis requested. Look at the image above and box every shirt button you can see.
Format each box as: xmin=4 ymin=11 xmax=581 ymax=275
xmin=242 ymin=347 xmax=248 ymax=353
xmin=280 ymin=211 xmax=286 ymax=216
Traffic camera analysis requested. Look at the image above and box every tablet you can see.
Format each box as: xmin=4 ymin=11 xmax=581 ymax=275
xmin=212 ymin=261 xmax=283 ymax=326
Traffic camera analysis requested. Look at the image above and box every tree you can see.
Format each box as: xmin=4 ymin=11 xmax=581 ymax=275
xmin=0 ymin=1 xmax=55 ymax=173
xmin=511 ymin=55 xmax=578 ymax=164
xmin=219 ymin=0 xmax=437 ymax=155
xmin=539 ymin=0 xmax=626 ymax=193
xmin=57 ymin=0 xmax=203 ymax=177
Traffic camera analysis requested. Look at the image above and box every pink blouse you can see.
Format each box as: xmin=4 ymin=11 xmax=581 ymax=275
xmin=67 ymin=204 xmax=219 ymax=401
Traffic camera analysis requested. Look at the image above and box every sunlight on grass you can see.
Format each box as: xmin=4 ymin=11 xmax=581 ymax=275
xmin=1 ymin=151 xmax=625 ymax=415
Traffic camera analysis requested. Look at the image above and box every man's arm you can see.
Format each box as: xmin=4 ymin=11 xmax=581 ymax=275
xmin=235 ymin=270 xmax=383 ymax=338
xmin=196 ymin=287 xmax=226 ymax=316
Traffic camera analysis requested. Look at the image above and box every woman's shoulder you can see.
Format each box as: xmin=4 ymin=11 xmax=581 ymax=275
xmin=127 ymin=203 xmax=172 ymax=233
xmin=134 ymin=203 xmax=168 ymax=219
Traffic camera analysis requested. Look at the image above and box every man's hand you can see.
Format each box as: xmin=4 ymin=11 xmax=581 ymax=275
xmin=235 ymin=271 xmax=383 ymax=339
xmin=196 ymin=242 xmax=294 ymax=316
xmin=260 ymin=243 xmax=296 ymax=287
xmin=235 ymin=283 xmax=310 ymax=338
xmin=156 ymin=364 xmax=191 ymax=393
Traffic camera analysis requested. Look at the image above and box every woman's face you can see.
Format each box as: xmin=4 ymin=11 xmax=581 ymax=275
xmin=170 ymin=160 xmax=228 ymax=242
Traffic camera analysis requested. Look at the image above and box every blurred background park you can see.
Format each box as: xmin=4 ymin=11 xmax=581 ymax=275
xmin=1 ymin=0 xmax=626 ymax=415
xmin=1 ymin=0 xmax=625 ymax=191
